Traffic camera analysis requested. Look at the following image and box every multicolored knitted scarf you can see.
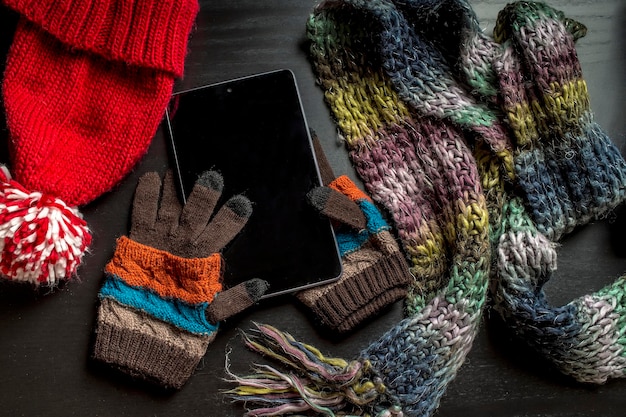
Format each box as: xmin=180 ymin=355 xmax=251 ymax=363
xmin=228 ymin=1 xmax=492 ymax=416
xmin=372 ymin=0 xmax=626 ymax=386
xmin=227 ymin=1 xmax=626 ymax=415
xmin=490 ymin=1 xmax=626 ymax=384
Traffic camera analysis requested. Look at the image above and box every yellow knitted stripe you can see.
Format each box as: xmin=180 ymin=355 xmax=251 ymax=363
xmin=438 ymin=193 xmax=489 ymax=260
xmin=445 ymin=194 xmax=490 ymax=304
xmin=506 ymin=101 xmax=538 ymax=148
xmin=323 ymin=70 xmax=410 ymax=146
xmin=505 ymin=79 xmax=590 ymax=149
xmin=542 ymin=79 xmax=590 ymax=131
xmin=404 ymin=220 xmax=446 ymax=286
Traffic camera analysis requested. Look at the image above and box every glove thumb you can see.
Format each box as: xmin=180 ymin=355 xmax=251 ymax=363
xmin=307 ymin=186 xmax=366 ymax=230
xmin=205 ymin=279 xmax=269 ymax=323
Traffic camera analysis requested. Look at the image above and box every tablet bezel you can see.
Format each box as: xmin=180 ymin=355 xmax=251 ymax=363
xmin=164 ymin=69 xmax=343 ymax=298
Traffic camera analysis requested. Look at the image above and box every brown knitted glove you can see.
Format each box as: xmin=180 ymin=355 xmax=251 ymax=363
xmin=295 ymin=134 xmax=413 ymax=333
xmin=93 ymin=170 xmax=268 ymax=389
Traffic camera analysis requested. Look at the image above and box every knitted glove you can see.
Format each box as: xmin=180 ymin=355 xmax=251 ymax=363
xmin=295 ymin=134 xmax=412 ymax=333
xmin=493 ymin=1 xmax=626 ymax=240
xmin=93 ymin=170 xmax=268 ymax=389
xmin=226 ymin=2 xmax=491 ymax=415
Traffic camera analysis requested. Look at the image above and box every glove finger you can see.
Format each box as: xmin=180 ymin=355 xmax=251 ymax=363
xmin=205 ymin=278 xmax=269 ymax=323
xmin=310 ymin=130 xmax=336 ymax=186
xmin=307 ymin=186 xmax=366 ymax=230
xmin=129 ymin=172 xmax=161 ymax=238
xmin=155 ymin=170 xmax=183 ymax=235
xmin=195 ymin=194 xmax=253 ymax=254
xmin=178 ymin=170 xmax=224 ymax=241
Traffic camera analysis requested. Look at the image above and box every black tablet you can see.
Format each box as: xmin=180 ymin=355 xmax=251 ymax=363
xmin=165 ymin=69 xmax=342 ymax=298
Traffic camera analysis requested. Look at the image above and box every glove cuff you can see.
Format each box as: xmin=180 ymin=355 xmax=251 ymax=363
xmin=94 ymin=298 xmax=214 ymax=389
xmin=297 ymin=230 xmax=411 ymax=333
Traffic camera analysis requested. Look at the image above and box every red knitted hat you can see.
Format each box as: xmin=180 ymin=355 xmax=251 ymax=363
xmin=0 ymin=0 xmax=199 ymax=286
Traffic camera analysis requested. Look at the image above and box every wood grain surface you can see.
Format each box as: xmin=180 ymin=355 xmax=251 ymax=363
xmin=0 ymin=1 xmax=625 ymax=416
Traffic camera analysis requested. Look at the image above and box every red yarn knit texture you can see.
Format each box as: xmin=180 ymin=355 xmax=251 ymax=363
xmin=1 ymin=0 xmax=199 ymax=206
xmin=2 ymin=20 xmax=174 ymax=206
xmin=2 ymin=0 xmax=199 ymax=76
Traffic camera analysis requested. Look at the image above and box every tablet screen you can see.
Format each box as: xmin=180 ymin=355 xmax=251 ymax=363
xmin=165 ymin=69 xmax=342 ymax=298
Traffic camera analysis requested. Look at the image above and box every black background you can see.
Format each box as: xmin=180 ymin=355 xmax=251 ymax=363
xmin=1 ymin=1 xmax=625 ymax=416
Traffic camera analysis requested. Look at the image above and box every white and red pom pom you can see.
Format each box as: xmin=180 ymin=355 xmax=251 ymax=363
xmin=0 ymin=165 xmax=92 ymax=286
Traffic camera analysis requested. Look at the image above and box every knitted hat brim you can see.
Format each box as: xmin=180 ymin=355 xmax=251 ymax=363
xmin=2 ymin=20 xmax=175 ymax=206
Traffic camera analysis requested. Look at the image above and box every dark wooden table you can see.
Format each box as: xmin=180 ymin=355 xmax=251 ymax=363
xmin=1 ymin=1 xmax=625 ymax=416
